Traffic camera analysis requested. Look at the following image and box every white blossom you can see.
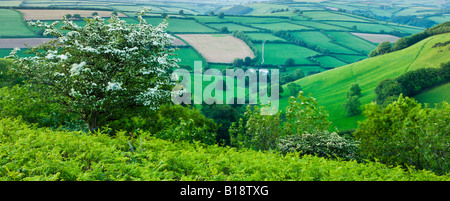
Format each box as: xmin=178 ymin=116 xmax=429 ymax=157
xmin=106 ymin=82 xmax=123 ymax=91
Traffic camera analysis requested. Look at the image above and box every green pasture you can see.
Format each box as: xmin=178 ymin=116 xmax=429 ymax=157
xmin=332 ymin=54 xmax=367 ymax=63
xmin=207 ymin=23 xmax=260 ymax=32
xmin=245 ymin=33 xmax=286 ymax=42
xmin=174 ymin=47 xmax=204 ymax=68
xmin=144 ymin=17 xmax=217 ymax=33
xmin=314 ymin=56 xmax=347 ymax=68
xmin=249 ymin=22 xmax=312 ymax=31
xmin=0 ymin=9 xmax=37 ymax=37
xmin=289 ymin=31 xmax=358 ymax=54
xmin=325 ymin=21 xmax=400 ymax=33
xmin=327 ymin=31 xmax=377 ymax=54
xmin=301 ymin=11 xmax=369 ymax=22
xmin=292 ymin=21 xmax=349 ymax=31
xmin=255 ymin=42 xmax=320 ymax=65
xmin=413 ymin=83 xmax=450 ymax=106
xmin=427 ymin=15 xmax=450 ymax=24
xmin=193 ymin=15 xmax=288 ymax=24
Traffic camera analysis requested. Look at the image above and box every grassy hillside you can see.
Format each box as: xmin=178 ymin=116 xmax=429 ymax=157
xmin=282 ymin=33 xmax=450 ymax=130
xmin=414 ymin=83 xmax=450 ymax=106
xmin=0 ymin=118 xmax=447 ymax=181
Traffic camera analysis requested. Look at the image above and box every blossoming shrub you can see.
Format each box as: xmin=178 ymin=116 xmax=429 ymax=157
xmin=276 ymin=131 xmax=360 ymax=161
xmin=0 ymin=117 xmax=448 ymax=181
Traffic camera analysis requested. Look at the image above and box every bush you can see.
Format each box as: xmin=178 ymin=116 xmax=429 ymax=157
xmin=0 ymin=117 xmax=447 ymax=181
xmin=0 ymin=85 xmax=84 ymax=131
xmin=109 ymin=104 xmax=218 ymax=145
xmin=355 ymin=95 xmax=450 ymax=175
xmin=276 ymin=131 xmax=360 ymax=161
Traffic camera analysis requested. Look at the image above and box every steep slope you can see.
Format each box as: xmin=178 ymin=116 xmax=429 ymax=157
xmin=281 ymin=33 xmax=450 ymax=130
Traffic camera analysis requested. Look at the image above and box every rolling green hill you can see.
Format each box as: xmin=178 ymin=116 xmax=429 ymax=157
xmin=282 ymin=33 xmax=450 ymax=130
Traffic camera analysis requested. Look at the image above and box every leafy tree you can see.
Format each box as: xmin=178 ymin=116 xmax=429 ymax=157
xmin=229 ymin=105 xmax=282 ymax=151
xmin=232 ymin=58 xmax=244 ymax=67
xmin=91 ymin=12 xmax=98 ymax=17
xmin=286 ymin=82 xmax=302 ymax=97
xmin=65 ymin=14 xmax=72 ymax=19
xmin=343 ymin=95 xmax=361 ymax=117
xmin=72 ymin=14 xmax=81 ymax=19
xmin=369 ymin=41 xmax=392 ymax=57
xmin=283 ymin=91 xmax=332 ymax=135
xmin=152 ymin=105 xmax=218 ymax=145
xmin=161 ymin=12 xmax=168 ymax=18
xmin=7 ymin=11 xmax=178 ymax=132
xmin=111 ymin=11 xmax=118 ymax=16
xmin=201 ymin=103 xmax=240 ymax=145
xmin=220 ymin=26 xmax=229 ymax=33
xmin=354 ymin=96 xmax=449 ymax=175
xmin=292 ymin=69 xmax=305 ymax=80
xmin=209 ymin=11 xmax=215 ymax=16
xmin=285 ymin=58 xmax=295 ymax=67
xmin=374 ymin=79 xmax=404 ymax=106
xmin=344 ymin=84 xmax=362 ymax=116
xmin=346 ymin=83 xmax=361 ymax=98
xmin=178 ymin=10 xmax=184 ymax=15
xmin=218 ymin=12 xmax=225 ymax=19
xmin=244 ymin=56 xmax=253 ymax=66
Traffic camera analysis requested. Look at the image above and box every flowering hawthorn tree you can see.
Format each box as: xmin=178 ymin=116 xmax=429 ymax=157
xmin=8 ymin=11 xmax=178 ymax=131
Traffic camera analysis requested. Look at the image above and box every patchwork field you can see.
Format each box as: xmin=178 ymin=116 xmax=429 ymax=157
xmin=255 ymin=42 xmax=319 ymax=65
xmin=302 ymin=11 xmax=369 ymax=22
xmin=194 ymin=15 xmax=287 ymax=24
xmin=350 ymin=33 xmax=400 ymax=43
xmin=327 ymin=32 xmax=377 ymax=54
xmin=313 ymin=56 xmax=347 ymax=68
xmin=174 ymin=47 xmax=204 ymax=67
xmin=249 ymin=22 xmax=312 ymax=31
xmin=145 ymin=18 xmax=218 ymax=33
xmin=207 ymin=23 xmax=260 ymax=32
xmin=0 ymin=9 xmax=36 ymax=37
xmin=289 ymin=31 xmax=358 ymax=54
xmin=292 ymin=21 xmax=349 ymax=31
xmin=245 ymin=33 xmax=286 ymax=42
xmin=0 ymin=38 xmax=54 ymax=48
xmin=176 ymin=34 xmax=254 ymax=63
xmin=17 ymin=9 xmax=127 ymax=20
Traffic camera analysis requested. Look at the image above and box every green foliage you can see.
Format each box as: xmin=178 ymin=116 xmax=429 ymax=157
xmin=201 ymin=103 xmax=242 ymax=145
xmin=0 ymin=117 xmax=447 ymax=181
xmin=229 ymin=105 xmax=282 ymax=151
xmin=286 ymin=83 xmax=302 ymax=97
xmin=285 ymin=58 xmax=295 ymax=67
xmin=276 ymin=131 xmax=359 ymax=161
xmin=374 ymin=79 xmax=404 ymax=106
xmin=218 ymin=12 xmax=225 ymax=19
xmin=343 ymin=95 xmax=361 ymax=117
xmin=0 ymin=85 xmax=84 ymax=131
xmin=347 ymin=84 xmax=361 ymax=98
xmin=368 ymin=41 xmax=392 ymax=57
xmin=230 ymin=92 xmax=334 ymax=153
xmin=344 ymin=84 xmax=362 ymax=116
xmin=355 ymin=96 xmax=450 ymax=175
xmin=109 ymin=104 xmax=218 ymax=145
xmin=284 ymin=92 xmax=332 ymax=135
xmin=375 ymin=63 xmax=449 ymax=106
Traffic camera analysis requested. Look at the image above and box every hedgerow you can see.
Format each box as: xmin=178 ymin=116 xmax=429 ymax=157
xmin=0 ymin=117 xmax=448 ymax=181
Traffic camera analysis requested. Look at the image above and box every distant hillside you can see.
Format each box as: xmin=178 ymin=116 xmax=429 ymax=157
xmin=223 ymin=5 xmax=253 ymax=15
xmin=282 ymin=32 xmax=450 ymax=130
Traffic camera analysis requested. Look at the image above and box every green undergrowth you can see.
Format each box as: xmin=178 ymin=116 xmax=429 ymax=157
xmin=0 ymin=118 xmax=447 ymax=181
